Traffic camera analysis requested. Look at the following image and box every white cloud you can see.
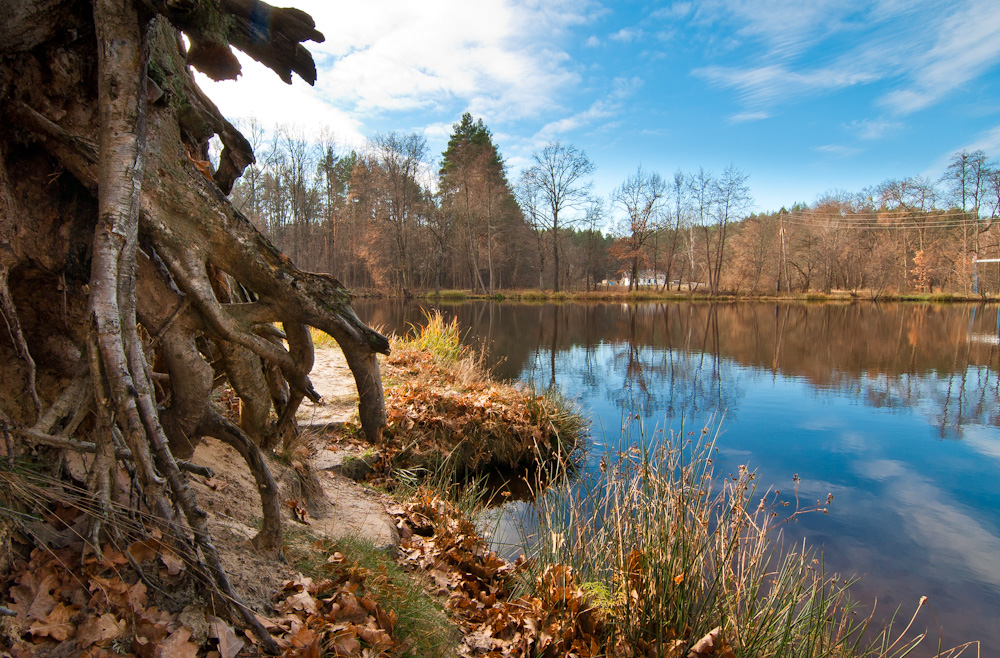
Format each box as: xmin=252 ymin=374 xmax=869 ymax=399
xmin=879 ymin=0 xmax=1000 ymax=114
xmin=923 ymin=124 xmax=1000 ymax=177
xmin=964 ymin=125 xmax=1000 ymax=154
xmin=729 ymin=111 xmax=771 ymax=123
xmin=848 ymin=118 xmax=902 ymax=140
xmin=532 ymin=76 xmax=642 ymax=142
xmin=694 ymin=63 xmax=878 ymax=106
xmin=304 ymin=0 xmax=591 ymax=120
xmin=610 ymin=28 xmax=643 ymax=43
xmin=193 ymin=54 xmax=367 ymax=149
xmin=680 ymin=0 xmax=875 ymax=59
xmin=196 ymin=0 xmax=596 ymax=140
xmin=682 ymin=1 xmax=1000 ymax=118
xmin=815 ymin=144 xmax=862 ymax=157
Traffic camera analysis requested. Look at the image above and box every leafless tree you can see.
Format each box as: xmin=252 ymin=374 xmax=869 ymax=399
xmin=525 ymin=142 xmax=595 ymax=292
xmin=611 ymin=166 xmax=667 ymax=291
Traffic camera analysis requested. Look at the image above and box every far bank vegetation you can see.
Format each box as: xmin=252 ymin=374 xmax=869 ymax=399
xmin=235 ymin=117 xmax=1000 ymax=298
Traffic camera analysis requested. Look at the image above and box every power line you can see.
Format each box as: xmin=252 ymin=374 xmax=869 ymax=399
xmin=777 ymin=210 xmax=999 ymax=230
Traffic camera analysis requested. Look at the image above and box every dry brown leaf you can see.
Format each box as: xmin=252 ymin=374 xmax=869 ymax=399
xmin=285 ymin=499 xmax=311 ymax=525
xmin=329 ymin=630 xmax=361 ymax=656
xmin=156 ymin=626 xmax=200 ymax=658
xmin=128 ymin=538 xmax=161 ymax=563
xmin=28 ymin=601 xmax=77 ymax=641
xmin=160 ymin=550 xmax=185 ymax=576
xmin=203 ymin=477 xmax=228 ymax=491
xmin=688 ymin=626 xmax=722 ymax=657
xmin=9 ymin=564 xmax=60 ymax=622
xmin=280 ymin=590 xmax=319 ymax=615
xmin=128 ymin=581 xmax=148 ymax=613
xmin=76 ymin=612 xmax=123 ymax=648
xmin=208 ymin=615 xmax=246 ymax=658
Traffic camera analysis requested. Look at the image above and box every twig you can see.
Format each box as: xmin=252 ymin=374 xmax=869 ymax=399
xmin=0 ymin=606 xmax=16 ymax=616
xmin=2 ymin=419 xmax=13 ymax=470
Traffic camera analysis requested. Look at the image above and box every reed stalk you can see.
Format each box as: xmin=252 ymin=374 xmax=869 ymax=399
xmin=518 ymin=420 xmax=976 ymax=657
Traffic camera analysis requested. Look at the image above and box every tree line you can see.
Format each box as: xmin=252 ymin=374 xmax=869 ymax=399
xmin=228 ymin=114 xmax=1000 ymax=296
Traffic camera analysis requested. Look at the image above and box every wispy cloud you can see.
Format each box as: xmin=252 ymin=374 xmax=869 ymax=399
xmin=680 ymin=0 xmax=875 ymax=59
xmin=533 ymin=76 xmax=643 ymax=142
xmin=694 ymin=64 xmax=878 ymax=106
xmin=964 ymin=125 xmax=1000 ymax=154
xmin=193 ymin=54 xmax=368 ymax=148
xmin=728 ymin=111 xmax=771 ymax=124
xmin=610 ymin=27 xmax=643 ymax=43
xmin=816 ymin=144 xmax=862 ymax=157
xmin=879 ymin=0 xmax=1000 ymax=113
xmin=923 ymin=123 xmax=1000 ymax=177
xmin=677 ymin=1 xmax=1000 ymax=118
xmin=848 ymin=118 xmax=902 ymax=140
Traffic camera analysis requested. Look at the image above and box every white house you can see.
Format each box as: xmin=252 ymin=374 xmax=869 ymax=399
xmin=618 ymin=270 xmax=667 ymax=288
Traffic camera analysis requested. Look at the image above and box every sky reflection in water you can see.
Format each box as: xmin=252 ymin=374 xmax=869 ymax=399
xmin=355 ymin=300 xmax=1000 ymax=653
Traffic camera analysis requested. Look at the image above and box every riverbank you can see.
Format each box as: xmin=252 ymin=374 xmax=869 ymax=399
xmin=1 ymin=319 xmax=976 ymax=657
xmin=360 ymin=287 xmax=998 ymax=304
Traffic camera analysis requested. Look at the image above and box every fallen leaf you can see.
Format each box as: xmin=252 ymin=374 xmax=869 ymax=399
xmin=155 ymin=626 xmax=200 ymax=658
xmin=76 ymin=612 xmax=123 ymax=648
xmin=160 ymin=550 xmax=185 ymax=576
xmin=688 ymin=626 xmax=722 ymax=657
xmin=128 ymin=581 xmax=148 ymax=613
xmin=203 ymin=477 xmax=228 ymax=491
xmin=29 ymin=602 xmax=78 ymax=641
xmin=208 ymin=615 xmax=246 ymax=658
xmin=9 ymin=564 xmax=60 ymax=622
xmin=128 ymin=539 xmax=161 ymax=563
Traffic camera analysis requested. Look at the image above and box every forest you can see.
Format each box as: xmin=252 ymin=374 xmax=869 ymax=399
xmin=235 ymin=117 xmax=1000 ymax=297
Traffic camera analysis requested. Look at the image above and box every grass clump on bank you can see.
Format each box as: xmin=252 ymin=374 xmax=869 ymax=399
xmin=380 ymin=311 xmax=586 ymax=476
xmin=517 ymin=422 xmax=976 ymax=657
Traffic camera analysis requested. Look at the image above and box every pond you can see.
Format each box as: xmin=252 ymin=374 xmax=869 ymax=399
xmin=354 ymin=299 xmax=1000 ymax=653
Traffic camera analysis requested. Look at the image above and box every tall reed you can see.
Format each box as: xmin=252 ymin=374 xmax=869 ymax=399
xmin=520 ymin=421 xmax=975 ymax=657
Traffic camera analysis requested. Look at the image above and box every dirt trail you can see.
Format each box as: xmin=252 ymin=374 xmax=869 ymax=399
xmin=184 ymin=346 xmax=398 ymax=612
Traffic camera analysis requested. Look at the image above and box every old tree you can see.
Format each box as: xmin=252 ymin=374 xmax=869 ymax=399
xmin=0 ymin=0 xmax=388 ymax=646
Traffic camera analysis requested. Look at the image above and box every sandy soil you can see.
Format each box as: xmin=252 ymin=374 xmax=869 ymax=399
xmin=184 ymin=346 xmax=398 ymax=613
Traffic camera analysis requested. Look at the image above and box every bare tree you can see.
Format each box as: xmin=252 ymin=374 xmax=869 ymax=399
xmin=661 ymin=170 xmax=688 ymax=292
xmin=365 ymin=132 xmax=429 ymax=292
xmin=516 ymin=169 xmax=549 ymax=290
xmin=525 ymin=142 xmax=595 ymax=292
xmin=611 ymin=166 xmax=667 ymax=291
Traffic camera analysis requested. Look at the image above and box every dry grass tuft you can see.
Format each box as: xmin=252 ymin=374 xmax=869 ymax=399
xmin=379 ymin=311 xmax=586 ymax=476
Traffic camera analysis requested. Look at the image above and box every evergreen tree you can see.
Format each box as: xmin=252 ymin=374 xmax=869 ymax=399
xmin=438 ymin=113 xmax=522 ymax=293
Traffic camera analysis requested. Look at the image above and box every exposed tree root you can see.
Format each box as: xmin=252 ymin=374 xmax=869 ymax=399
xmin=197 ymin=411 xmax=283 ymax=555
xmin=0 ymin=0 xmax=389 ymax=651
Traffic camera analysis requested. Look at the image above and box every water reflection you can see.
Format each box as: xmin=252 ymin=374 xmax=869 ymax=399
xmin=354 ymin=299 xmax=1000 ymax=653
xmin=357 ymin=300 xmax=1000 ymax=437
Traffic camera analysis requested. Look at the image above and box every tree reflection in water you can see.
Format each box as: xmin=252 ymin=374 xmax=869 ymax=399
xmin=354 ymin=298 xmax=1000 ymax=653
xmin=355 ymin=299 xmax=1000 ymax=436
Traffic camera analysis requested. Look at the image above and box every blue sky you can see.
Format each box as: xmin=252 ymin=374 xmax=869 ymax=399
xmin=198 ymin=0 xmax=1000 ymax=215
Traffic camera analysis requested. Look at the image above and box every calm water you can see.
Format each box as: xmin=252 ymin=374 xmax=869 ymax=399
xmin=355 ymin=299 xmax=1000 ymax=652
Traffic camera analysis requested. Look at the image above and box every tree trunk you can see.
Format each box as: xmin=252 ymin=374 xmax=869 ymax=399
xmin=0 ymin=0 xmax=389 ymax=647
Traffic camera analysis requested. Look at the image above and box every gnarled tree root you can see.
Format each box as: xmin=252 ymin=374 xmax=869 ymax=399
xmin=1 ymin=0 xmax=388 ymax=651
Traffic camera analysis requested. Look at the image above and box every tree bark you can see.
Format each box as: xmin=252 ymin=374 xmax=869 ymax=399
xmin=0 ymin=0 xmax=388 ymax=649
